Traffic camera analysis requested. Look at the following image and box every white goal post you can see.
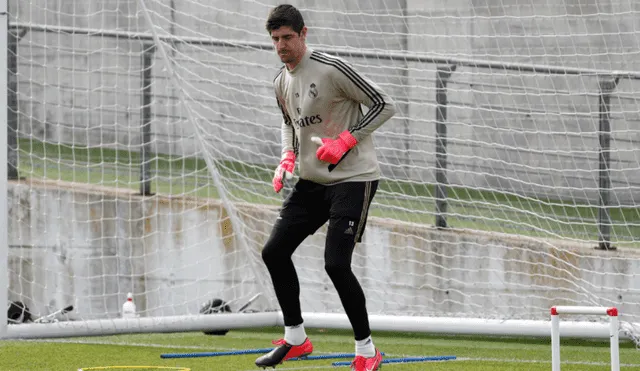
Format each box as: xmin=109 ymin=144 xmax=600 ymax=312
xmin=0 ymin=0 xmax=8 ymax=338
xmin=4 ymin=0 xmax=640 ymax=341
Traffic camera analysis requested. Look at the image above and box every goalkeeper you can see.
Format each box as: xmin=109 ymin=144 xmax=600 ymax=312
xmin=256 ymin=4 xmax=396 ymax=371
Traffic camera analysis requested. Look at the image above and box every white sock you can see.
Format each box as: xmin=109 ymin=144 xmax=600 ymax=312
xmin=284 ymin=324 xmax=307 ymax=346
xmin=355 ymin=336 xmax=376 ymax=357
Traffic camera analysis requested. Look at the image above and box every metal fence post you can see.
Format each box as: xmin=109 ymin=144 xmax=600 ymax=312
xmin=140 ymin=43 xmax=155 ymax=196
xmin=434 ymin=65 xmax=456 ymax=229
xmin=596 ymin=76 xmax=619 ymax=250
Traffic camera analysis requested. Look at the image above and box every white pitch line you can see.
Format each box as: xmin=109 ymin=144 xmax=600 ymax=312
xmin=244 ymin=357 xmax=640 ymax=370
xmin=457 ymin=357 xmax=640 ymax=368
xmin=242 ymin=366 xmax=335 ymax=371
xmin=21 ymin=338 xmax=224 ymax=350
xmin=20 ymin=338 xmax=342 ymax=355
xmin=243 ymin=356 xmax=640 ymax=371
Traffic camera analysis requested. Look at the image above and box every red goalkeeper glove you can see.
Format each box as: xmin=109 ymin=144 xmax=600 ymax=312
xmin=272 ymin=151 xmax=296 ymax=193
xmin=311 ymin=130 xmax=358 ymax=165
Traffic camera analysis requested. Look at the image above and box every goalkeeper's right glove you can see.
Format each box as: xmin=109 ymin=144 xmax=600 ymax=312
xmin=272 ymin=151 xmax=296 ymax=193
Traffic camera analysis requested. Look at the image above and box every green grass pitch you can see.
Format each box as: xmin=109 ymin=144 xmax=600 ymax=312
xmin=2 ymin=328 xmax=640 ymax=370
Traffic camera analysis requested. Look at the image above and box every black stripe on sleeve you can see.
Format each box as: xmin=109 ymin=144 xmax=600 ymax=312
xmin=274 ymin=66 xmax=297 ymax=155
xmin=310 ymin=51 xmax=385 ymax=132
xmin=273 ymin=67 xmax=292 ymax=126
xmin=276 ymin=96 xmax=292 ymax=126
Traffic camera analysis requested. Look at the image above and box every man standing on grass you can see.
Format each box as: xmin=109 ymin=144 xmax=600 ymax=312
xmin=255 ymin=4 xmax=396 ymax=371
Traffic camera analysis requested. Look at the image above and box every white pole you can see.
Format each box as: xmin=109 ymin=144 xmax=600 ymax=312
xmin=551 ymin=314 xmax=561 ymax=371
xmin=6 ymin=312 xmax=279 ymax=339
xmin=610 ymin=315 xmax=620 ymax=371
xmin=300 ymin=312 xmax=621 ymax=339
xmin=0 ymin=0 xmax=9 ymax=339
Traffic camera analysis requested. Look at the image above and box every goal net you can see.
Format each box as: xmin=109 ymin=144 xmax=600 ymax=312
xmin=5 ymin=0 xmax=640 ymax=339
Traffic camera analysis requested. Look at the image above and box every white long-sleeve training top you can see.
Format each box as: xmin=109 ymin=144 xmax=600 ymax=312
xmin=274 ymin=48 xmax=396 ymax=185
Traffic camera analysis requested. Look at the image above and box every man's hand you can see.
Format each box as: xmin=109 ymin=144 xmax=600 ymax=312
xmin=272 ymin=151 xmax=296 ymax=193
xmin=311 ymin=130 xmax=358 ymax=165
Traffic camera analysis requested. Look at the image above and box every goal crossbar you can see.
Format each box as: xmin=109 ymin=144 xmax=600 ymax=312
xmin=4 ymin=312 xmax=636 ymax=340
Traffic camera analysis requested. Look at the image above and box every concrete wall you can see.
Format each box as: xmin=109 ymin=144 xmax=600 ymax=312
xmin=11 ymin=0 xmax=640 ymax=203
xmin=8 ymin=180 xmax=640 ymax=323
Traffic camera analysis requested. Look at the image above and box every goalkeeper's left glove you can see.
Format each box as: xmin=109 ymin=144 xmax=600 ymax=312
xmin=311 ymin=130 xmax=358 ymax=165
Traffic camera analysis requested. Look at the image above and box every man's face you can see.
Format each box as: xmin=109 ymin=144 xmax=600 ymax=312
xmin=270 ymin=26 xmax=307 ymax=64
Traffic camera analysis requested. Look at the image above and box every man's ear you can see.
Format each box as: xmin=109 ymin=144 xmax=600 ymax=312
xmin=300 ymin=26 xmax=308 ymax=40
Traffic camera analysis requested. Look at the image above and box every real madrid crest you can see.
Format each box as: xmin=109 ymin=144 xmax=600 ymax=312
xmin=308 ymin=83 xmax=318 ymax=98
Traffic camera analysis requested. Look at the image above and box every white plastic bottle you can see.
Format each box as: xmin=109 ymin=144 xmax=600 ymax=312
xmin=122 ymin=292 xmax=137 ymax=318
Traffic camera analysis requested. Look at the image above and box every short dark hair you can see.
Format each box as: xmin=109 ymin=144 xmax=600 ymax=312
xmin=265 ymin=4 xmax=305 ymax=34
